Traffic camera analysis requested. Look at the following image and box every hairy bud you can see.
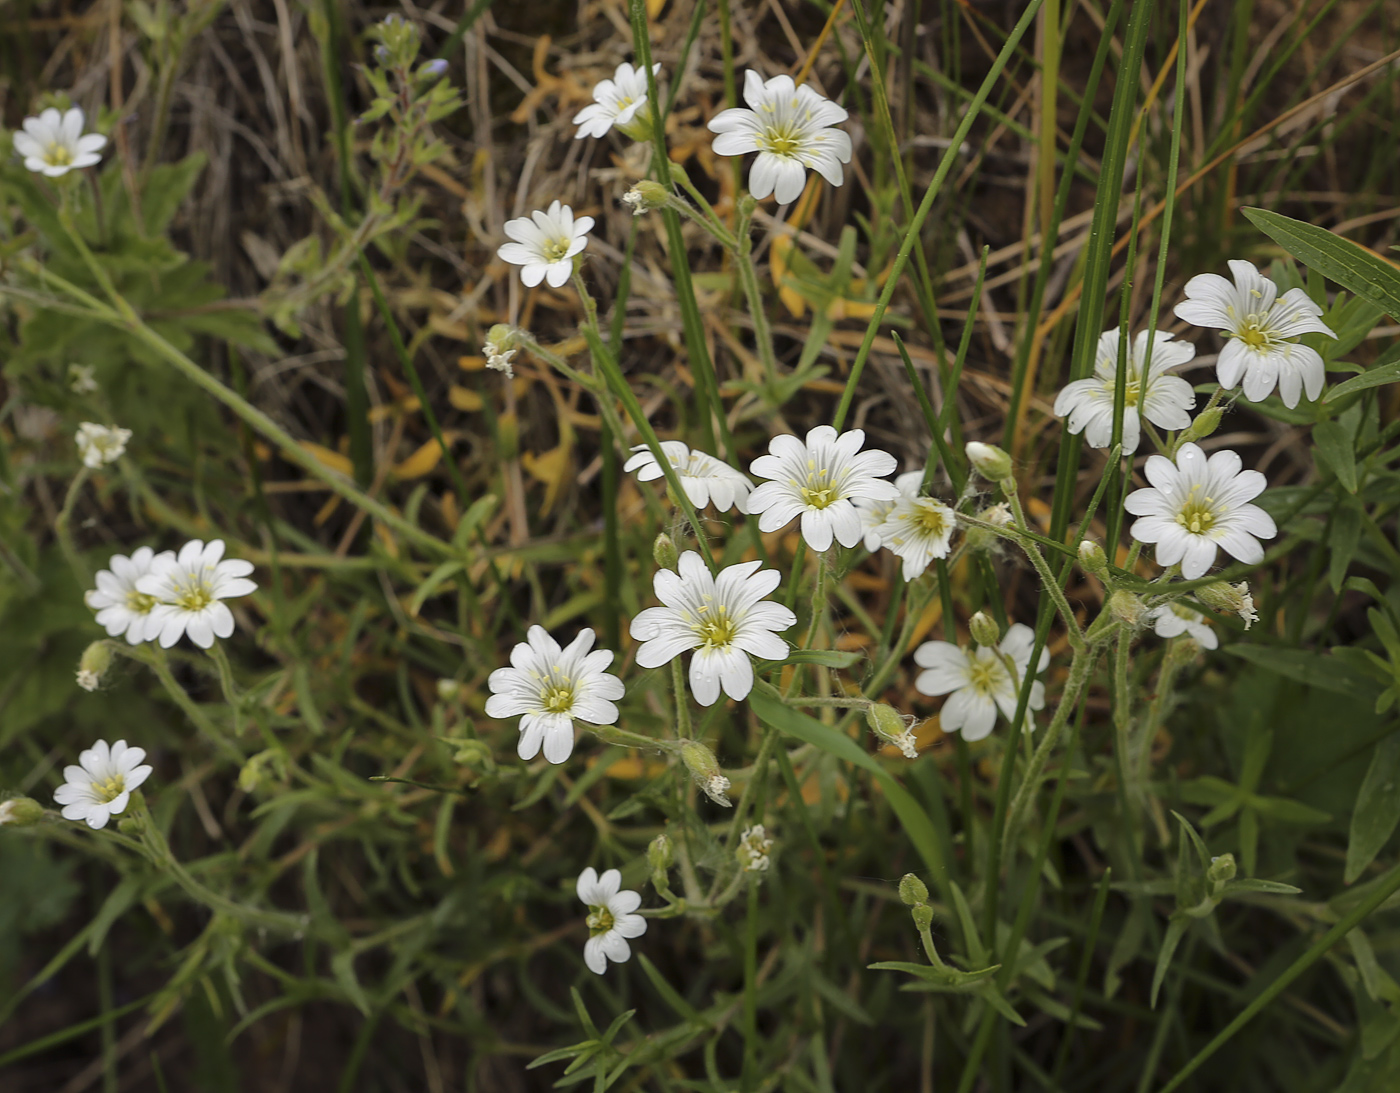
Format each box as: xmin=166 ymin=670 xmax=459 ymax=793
xmin=1196 ymin=581 xmax=1258 ymax=629
xmin=653 ymin=532 xmax=679 ymax=570
xmin=1180 ymin=406 xmax=1224 ymax=444
xmin=898 ymin=873 xmax=930 ymax=906
xmin=866 ymin=703 xmax=918 ymax=759
xmin=1078 ymin=539 xmax=1108 ymax=577
xmin=1108 ymin=590 xmax=1145 ymax=628
xmin=965 ymin=441 xmax=1013 ymax=483
xmin=76 ymin=641 xmax=113 ymax=693
xmin=1207 ymin=853 xmax=1237 ymax=888
xmin=0 ymin=797 xmax=44 ymax=827
xmin=969 ymin=611 xmax=1001 ymax=648
xmin=680 ymin=742 xmax=732 ymax=807
xmin=647 ymin=833 xmax=674 ymax=873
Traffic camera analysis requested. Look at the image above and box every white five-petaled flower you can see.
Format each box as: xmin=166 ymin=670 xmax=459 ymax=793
xmin=870 ymin=473 xmax=956 ymax=581
xmin=707 ymin=70 xmax=853 ymax=205
xmin=85 ymin=547 xmax=173 ymax=645
xmin=497 ymin=200 xmax=594 ymax=289
xmin=1053 ymin=329 xmax=1196 ymax=454
xmin=485 ymin=625 xmax=624 ymax=764
xmin=13 ymin=107 xmax=106 ymax=177
xmin=1123 ymin=443 xmax=1277 ymax=581
xmin=1174 ymin=260 xmax=1336 ymax=408
xmin=913 ymin=622 xmax=1049 ymax=742
xmin=1146 ymin=603 xmax=1218 ymax=650
xmin=577 ymin=867 xmax=647 ymax=974
xmin=136 ymin=539 xmax=258 ymax=649
xmin=75 ymin=422 xmax=131 ymax=469
xmin=630 ymin=551 xmax=796 ymax=706
xmin=53 ymin=739 xmax=151 ymax=829
xmin=573 ymin=62 xmax=661 ymax=139
xmin=747 ymin=425 xmax=898 ymax=553
xmin=623 ymin=441 xmax=755 ymax=514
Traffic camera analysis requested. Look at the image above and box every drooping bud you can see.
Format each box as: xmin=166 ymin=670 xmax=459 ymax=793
xmin=866 ymin=703 xmax=918 ymax=759
xmin=898 ymin=873 xmax=929 ymax=906
xmin=969 ymin=611 xmax=1001 ymax=648
xmin=1196 ymin=581 xmax=1258 ymax=629
xmin=1108 ymin=590 xmax=1145 ymax=628
xmin=1078 ymin=539 xmax=1108 ymax=577
xmin=965 ymin=441 xmax=1013 ymax=483
xmin=483 ymin=324 xmax=522 ymax=377
xmin=0 ymin=797 xmax=44 ymax=827
xmin=1179 ymin=406 xmax=1224 ymax=445
xmin=736 ymin=824 xmax=774 ymax=872
xmin=647 ymin=833 xmax=674 ymax=873
xmin=621 ymin=180 xmax=670 ymax=217
xmin=680 ymin=741 xmax=732 ymax=807
xmin=76 ymin=641 xmax=113 ymax=692
xmin=653 ymin=532 xmax=679 ymax=570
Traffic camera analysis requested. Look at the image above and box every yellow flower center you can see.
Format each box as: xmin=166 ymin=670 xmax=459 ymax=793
xmin=966 ymin=658 xmax=1004 ymax=695
xmin=586 ymin=906 xmax=615 ymax=936
xmin=93 ymin=774 xmax=126 ymax=803
xmin=762 ymin=127 xmax=802 ymax=157
xmin=125 ymin=590 xmax=159 ymax=615
xmin=911 ymin=500 xmax=949 ymax=535
xmin=45 ymin=142 xmax=74 ymax=166
xmin=542 ymin=237 xmax=572 ymax=262
xmin=695 ymin=605 xmax=739 ymax=650
xmin=1175 ymin=491 xmax=1217 ymax=535
xmin=540 ymin=681 xmax=576 ymax=714
xmin=174 ymin=578 xmax=214 ymax=613
xmin=797 ymin=465 xmax=839 ymax=509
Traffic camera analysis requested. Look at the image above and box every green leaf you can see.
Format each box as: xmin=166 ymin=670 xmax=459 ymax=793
xmin=1314 ymin=420 xmax=1359 ymax=492
xmin=1242 ymin=207 xmax=1400 ymax=319
xmin=775 ymin=649 xmax=863 ymax=669
xmin=1347 ymin=733 xmax=1400 ymax=884
xmin=1221 ymin=877 xmax=1303 ymax=896
xmin=749 ymin=686 xmax=948 ymax=886
xmin=1330 ymin=501 xmax=1364 ymax=590
xmin=1325 ymin=351 xmax=1400 ymax=402
xmin=949 ymin=881 xmax=987 ymax=967
xmin=1225 ymin=645 xmax=1381 ymax=699
xmin=1151 ymin=916 xmax=1191 ymax=1008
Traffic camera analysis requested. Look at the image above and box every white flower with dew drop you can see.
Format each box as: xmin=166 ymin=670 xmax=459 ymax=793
xmin=136 ymin=539 xmax=258 ymax=649
xmin=1053 ymin=329 xmax=1196 ymax=454
xmin=746 ymin=425 xmax=898 ymax=553
xmin=13 ymin=107 xmax=106 ymax=177
xmin=577 ymin=867 xmax=647 ymax=974
xmin=1174 ymin=260 xmax=1336 ymax=408
xmin=707 ymin=70 xmax=853 ymax=205
xmin=497 ymin=201 xmax=594 ymax=289
xmin=86 ymin=547 xmax=173 ymax=645
xmin=485 ymin=626 xmax=624 ymax=764
xmin=1146 ymin=603 xmax=1218 ymax=650
xmin=75 ymin=422 xmax=131 ymax=469
xmin=573 ymin=62 xmax=660 ymax=139
xmin=623 ymin=441 xmax=755 ymax=514
xmin=1123 ymin=443 xmax=1276 ymax=581
xmin=912 ymin=623 xmax=1049 ymax=742
xmin=629 ymin=551 xmax=796 ymax=706
xmin=53 ymin=739 xmax=151 ymax=829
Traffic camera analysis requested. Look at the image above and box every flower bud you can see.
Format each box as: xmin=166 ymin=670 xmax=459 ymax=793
xmin=965 ymin=441 xmax=1013 ymax=483
xmin=623 ymin=179 xmax=670 ymax=215
xmin=653 ymin=532 xmax=679 ymax=570
xmin=866 ymin=703 xmax=918 ymax=759
xmin=963 ymin=502 xmax=1011 ymax=553
xmin=647 ymin=833 xmax=674 ymax=873
xmin=1180 ymin=406 xmax=1224 ymax=444
xmin=0 ymin=797 xmax=44 ymax=827
xmin=76 ymin=641 xmax=113 ymax=692
xmin=436 ymin=678 xmax=461 ymax=702
xmin=417 ymin=58 xmax=448 ymax=81
xmin=1207 ymin=853 xmax=1237 ymax=887
xmin=1078 ymin=539 xmax=1108 ymax=577
xmin=969 ymin=611 xmax=1001 ymax=648
xmin=911 ymin=903 xmax=935 ymax=931
xmin=448 ymin=738 xmax=496 ymax=772
xmin=736 ymin=824 xmax=774 ymax=872
xmin=898 ymin=872 xmax=929 ymax=906
xmin=680 ymin=741 xmax=732 ymax=807
xmin=738 ymin=193 xmax=758 ymax=219
xmin=1108 ymin=590 xmax=1145 ymax=628
xmin=1196 ymin=581 xmax=1257 ymax=629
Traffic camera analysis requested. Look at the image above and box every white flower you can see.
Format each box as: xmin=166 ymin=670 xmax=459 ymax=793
xmin=577 ymin=867 xmax=647 ymax=974
xmin=75 ymin=422 xmax=131 ymax=468
xmin=53 ymin=739 xmax=151 ymax=829
xmin=870 ymin=474 xmax=956 ymax=581
xmin=1123 ymin=443 xmax=1277 ymax=580
xmin=76 ymin=669 xmax=100 ymax=691
xmin=85 ymin=546 xmax=173 ymax=644
xmin=1146 ymin=603 xmax=1218 ymax=650
xmin=630 ymin=551 xmax=796 ymax=706
xmin=69 ymin=365 xmax=99 ymax=394
xmin=707 ymin=71 xmax=853 ymax=205
xmin=623 ymin=441 xmax=755 ymax=514
xmin=485 ymin=626 xmax=625 ymax=764
xmin=737 ymin=824 xmax=774 ymax=872
xmin=746 ymin=425 xmax=898 ymax=553
xmin=912 ymin=623 xmax=1049 ymax=742
xmin=855 ymin=468 xmax=922 ymax=550
xmin=13 ymin=107 xmax=106 ymax=177
xmin=497 ymin=201 xmax=594 ymax=289
xmin=1053 ymin=329 xmax=1196 ymax=453
xmin=136 ymin=539 xmax=258 ymax=649
xmin=1174 ymin=260 xmax=1336 ymax=408
xmin=573 ymin=62 xmax=660 ymax=139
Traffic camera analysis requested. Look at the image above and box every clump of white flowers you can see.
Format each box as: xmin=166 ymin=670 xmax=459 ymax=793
xmin=485 ymin=626 xmax=624 ymax=764
xmin=14 ymin=106 xmax=107 ymax=177
xmin=1054 ymin=329 xmax=1195 ymax=453
xmin=75 ymin=422 xmax=131 ymax=469
xmin=576 ymin=867 xmax=647 ymax=975
xmin=573 ymin=61 xmax=660 ymax=140
xmin=497 ymin=201 xmax=594 ymax=289
xmin=54 ymin=739 xmax=152 ymax=829
xmin=707 ymin=71 xmax=852 ymax=205
xmin=136 ymin=539 xmax=259 ymax=649
xmin=1174 ymin=260 xmax=1336 ymax=408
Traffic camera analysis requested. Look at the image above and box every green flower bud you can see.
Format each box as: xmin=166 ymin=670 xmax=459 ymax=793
xmin=1196 ymin=581 xmax=1258 ymax=629
xmin=680 ymin=741 xmax=732 ymax=807
xmin=448 ymin=738 xmax=496 ymax=772
xmin=964 ymin=502 xmax=1011 ymax=553
xmin=965 ymin=441 xmax=1013 ymax=483
xmin=436 ymin=678 xmax=462 ymax=702
xmin=647 ymin=833 xmax=674 ymax=872
xmin=653 ymin=532 xmax=679 ymax=570
xmin=911 ymin=903 xmax=935 ymax=931
xmin=1108 ymin=590 xmax=1145 ymax=628
xmin=1207 ymin=853 xmax=1237 ymax=886
xmin=0 ymin=797 xmax=44 ymax=827
xmin=1180 ymin=406 xmax=1224 ymax=444
xmin=1078 ymin=539 xmax=1108 ymax=577
xmin=76 ymin=641 xmax=113 ymax=692
xmin=622 ymin=179 xmax=670 ymax=215
xmin=969 ymin=611 xmax=1001 ymax=648
xmin=898 ymin=873 xmax=929 ymax=906
xmin=866 ymin=703 xmax=918 ymax=759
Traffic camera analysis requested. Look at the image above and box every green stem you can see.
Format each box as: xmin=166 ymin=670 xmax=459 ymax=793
xmin=55 ymin=467 xmax=92 ymax=582
xmin=734 ymin=199 xmax=782 ymax=390
xmin=671 ymin=659 xmax=693 ymax=740
xmin=740 ymin=878 xmax=760 ymax=1093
